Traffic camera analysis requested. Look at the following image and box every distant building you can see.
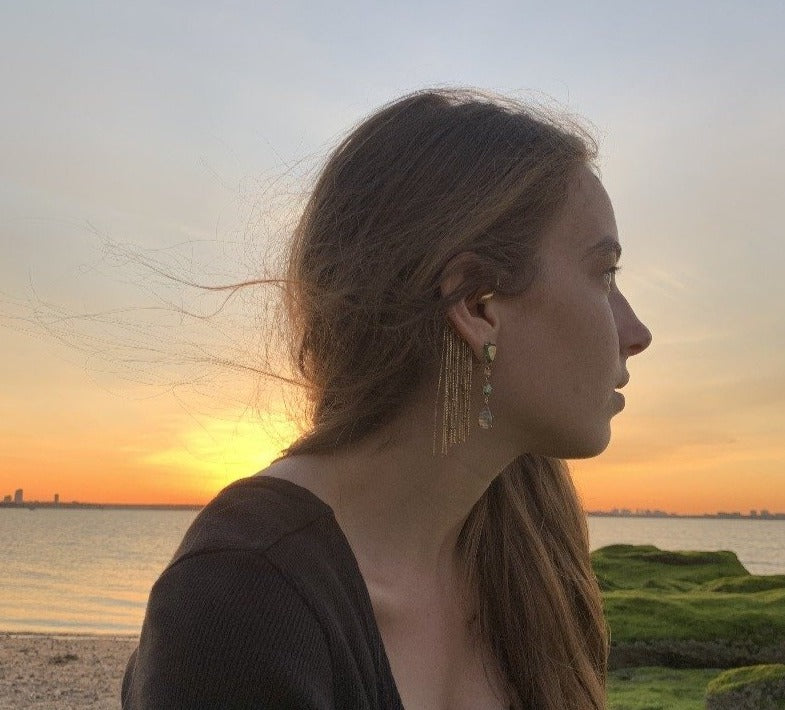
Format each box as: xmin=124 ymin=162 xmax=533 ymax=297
xmin=2 ymin=495 xmax=11 ymax=503
xmin=54 ymin=493 xmax=60 ymax=505
xmin=13 ymin=489 xmax=23 ymax=504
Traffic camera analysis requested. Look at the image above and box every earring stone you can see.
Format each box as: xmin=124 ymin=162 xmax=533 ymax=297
xmin=478 ymin=341 xmax=496 ymax=430
xmin=483 ymin=343 xmax=496 ymax=363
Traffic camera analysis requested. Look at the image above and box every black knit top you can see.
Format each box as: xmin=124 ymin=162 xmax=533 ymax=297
xmin=121 ymin=476 xmax=404 ymax=709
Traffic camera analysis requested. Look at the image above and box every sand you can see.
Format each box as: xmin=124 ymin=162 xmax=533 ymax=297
xmin=0 ymin=633 xmax=138 ymax=710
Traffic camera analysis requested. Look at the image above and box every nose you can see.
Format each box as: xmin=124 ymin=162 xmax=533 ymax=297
xmin=614 ymin=291 xmax=652 ymax=358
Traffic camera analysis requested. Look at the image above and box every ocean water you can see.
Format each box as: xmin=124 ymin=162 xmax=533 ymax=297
xmin=587 ymin=516 xmax=785 ymax=576
xmin=1 ymin=508 xmax=784 ymax=635
xmin=1 ymin=508 xmax=197 ymax=635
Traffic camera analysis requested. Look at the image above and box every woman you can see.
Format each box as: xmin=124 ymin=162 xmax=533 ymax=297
xmin=122 ymin=88 xmax=651 ymax=709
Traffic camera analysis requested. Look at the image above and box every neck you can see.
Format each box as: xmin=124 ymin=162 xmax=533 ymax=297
xmin=274 ymin=395 xmax=519 ymax=589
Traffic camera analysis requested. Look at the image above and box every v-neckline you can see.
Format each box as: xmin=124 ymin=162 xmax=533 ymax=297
xmin=259 ymin=474 xmax=406 ymax=709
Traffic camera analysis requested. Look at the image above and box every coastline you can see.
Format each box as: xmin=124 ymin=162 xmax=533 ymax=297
xmin=0 ymin=632 xmax=138 ymax=710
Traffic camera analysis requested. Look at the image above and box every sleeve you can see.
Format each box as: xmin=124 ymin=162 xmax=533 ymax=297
xmin=121 ymin=549 xmax=335 ymax=709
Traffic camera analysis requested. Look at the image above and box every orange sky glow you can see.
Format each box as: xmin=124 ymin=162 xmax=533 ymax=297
xmin=2 ymin=3 xmax=784 ymax=516
xmin=2 ymin=346 xmax=783 ymax=514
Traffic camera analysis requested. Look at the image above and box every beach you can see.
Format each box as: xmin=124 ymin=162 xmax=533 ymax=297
xmin=0 ymin=633 xmax=137 ymax=710
xmin=3 ymin=516 xmax=784 ymax=710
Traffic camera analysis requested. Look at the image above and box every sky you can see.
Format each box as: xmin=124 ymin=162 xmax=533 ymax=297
xmin=1 ymin=1 xmax=784 ymax=513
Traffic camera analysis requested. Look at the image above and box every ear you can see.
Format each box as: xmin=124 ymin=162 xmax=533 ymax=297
xmin=439 ymin=252 xmax=499 ymax=359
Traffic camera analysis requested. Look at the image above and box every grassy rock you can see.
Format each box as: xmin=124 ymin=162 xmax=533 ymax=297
xmin=607 ymin=666 xmax=723 ymax=710
xmin=702 ymin=575 xmax=785 ymax=593
xmin=610 ymin=638 xmax=785 ymax=671
xmin=705 ymin=664 xmax=785 ymax=709
xmin=592 ymin=544 xmax=749 ymax=592
xmin=592 ymin=545 xmax=785 ymax=670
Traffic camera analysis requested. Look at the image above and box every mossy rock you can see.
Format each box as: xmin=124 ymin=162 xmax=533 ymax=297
xmin=595 ymin=545 xmax=785 ymax=669
xmin=701 ymin=575 xmax=785 ymax=593
xmin=592 ymin=544 xmax=749 ymax=592
xmin=605 ymin=588 xmax=785 ymax=668
xmin=610 ymin=638 xmax=785 ymax=671
xmin=607 ymin=666 xmax=724 ymax=709
xmin=603 ymin=588 xmax=785 ymax=643
xmin=705 ymin=664 xmax=785 ymax=709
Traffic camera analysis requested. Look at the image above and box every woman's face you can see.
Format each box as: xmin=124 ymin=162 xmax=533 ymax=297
xmin=493 ymin=165 xmax=652 ymax=458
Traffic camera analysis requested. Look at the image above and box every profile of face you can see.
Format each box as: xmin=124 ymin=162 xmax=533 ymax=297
xmin=492 ymin=165 xmax=652 ymax=458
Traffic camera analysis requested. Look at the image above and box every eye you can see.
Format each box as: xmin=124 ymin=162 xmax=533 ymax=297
xmin=603 ymin=266 xmax=621 ymax=289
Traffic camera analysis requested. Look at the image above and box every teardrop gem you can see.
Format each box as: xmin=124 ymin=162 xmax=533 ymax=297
xmin=483 ymin=383 xmax=493 ymax=396
xmin=478 ymin=407 xmax=493 ymax=429
xmin=483 ymin=343 xmax=497 ymax=363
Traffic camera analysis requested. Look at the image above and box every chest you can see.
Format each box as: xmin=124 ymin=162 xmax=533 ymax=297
xmin=375 ymin=602 xmax=509 ymax=710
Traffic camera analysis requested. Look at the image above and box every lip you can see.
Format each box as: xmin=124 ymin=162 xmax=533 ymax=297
xmin=613 ymin=390 xmax=626 ymax=410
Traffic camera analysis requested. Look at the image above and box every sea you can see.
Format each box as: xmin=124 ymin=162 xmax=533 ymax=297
xmin=1 ymin=508 xmax=784 ymax=635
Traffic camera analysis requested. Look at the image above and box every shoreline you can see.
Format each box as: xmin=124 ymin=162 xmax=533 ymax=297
xmin=1 ymin=631 xmax=138 ymax=639
xmin=3 ymin=502 xmax=784 ymax=519
xmin=0 ymin=632 xmax=138 ymax=709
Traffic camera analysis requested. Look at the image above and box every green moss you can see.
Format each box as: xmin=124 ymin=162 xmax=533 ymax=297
xmin=594 ymin=545 xmax=785 ymax=669
xmin=592 ymin=544 xmax=749 ymax=592
xmin=702 ymin=575 xmax=785 ymax=593
xmin=705 ymin=664 xmax=785 ymax=695
xmin=604 ymin=588 xmax=785 ymax=643
xmin=607 ymin=666 xmax=723 ymax=710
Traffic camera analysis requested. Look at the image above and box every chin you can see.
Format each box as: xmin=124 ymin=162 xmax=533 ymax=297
xmin=544 ymin=427 xmax=612 ymax=460
xmin=568 ymin=442 xmax=611 ymax=459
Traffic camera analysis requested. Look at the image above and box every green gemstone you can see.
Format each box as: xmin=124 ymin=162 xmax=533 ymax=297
xmin=483 ymin=383 xmax=493 ymax=396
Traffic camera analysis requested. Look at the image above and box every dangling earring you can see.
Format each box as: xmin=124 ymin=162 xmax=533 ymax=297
xmin=478 ymin=342 xmax=496 ymax=429
xmin=476 ymin=289 xmax=496 ymax=430
xmin=433 ymin=323 xmax=473 ymax=455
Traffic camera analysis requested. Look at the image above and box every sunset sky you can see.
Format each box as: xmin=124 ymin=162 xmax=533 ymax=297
xmin=2 ymin=2 xmax=784 ymax=513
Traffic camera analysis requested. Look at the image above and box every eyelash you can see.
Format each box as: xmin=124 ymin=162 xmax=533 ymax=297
xmin=604 ymin=265 xmax=621 ymax=288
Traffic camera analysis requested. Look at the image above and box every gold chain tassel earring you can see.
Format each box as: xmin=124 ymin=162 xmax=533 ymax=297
xmin=478 ymin=341 xmax=496 ymax=429
xmin=433 ymin=323 xmax=473 ymax=455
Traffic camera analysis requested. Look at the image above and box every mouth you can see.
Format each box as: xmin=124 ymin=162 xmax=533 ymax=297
xmin=616 ymin=374 xmax=630 ymax=390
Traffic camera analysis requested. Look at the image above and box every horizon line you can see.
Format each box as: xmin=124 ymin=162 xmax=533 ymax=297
xmin=2 ymin=500 xmax=784 ymax=519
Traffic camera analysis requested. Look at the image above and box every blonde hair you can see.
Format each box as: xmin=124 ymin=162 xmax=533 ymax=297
xmin=283 ymin=88 xmax=608 ymax=708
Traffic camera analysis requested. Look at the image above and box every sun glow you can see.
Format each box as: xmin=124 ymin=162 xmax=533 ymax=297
xmin=139 ymin=412 xmax=301 ymax=500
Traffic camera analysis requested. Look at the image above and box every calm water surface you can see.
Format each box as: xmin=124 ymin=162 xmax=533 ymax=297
xmin=2 ymin=509 xmax=783 ymax=634
xmin=587 ymin=516 xmax=785 ymax=576
xmin=1 ymin=508 xmax=196 ymax=634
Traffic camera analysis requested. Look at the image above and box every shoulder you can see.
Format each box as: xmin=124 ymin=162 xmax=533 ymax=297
xmin=168 ymin=475 xmax=363 ymax=610
xmin=155 ymin=474 xmax=362 ymax=638
xmin=123 ymin=476 xmax=382 ymax=708
xmin=123 ymin=548 xmax=336 ymax=708
xmin=170 ymin=474 xmax=334 ymax=563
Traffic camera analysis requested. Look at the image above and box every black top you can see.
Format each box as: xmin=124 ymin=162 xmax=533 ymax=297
xmin=121 ymin=476 xmax=404 ymax=709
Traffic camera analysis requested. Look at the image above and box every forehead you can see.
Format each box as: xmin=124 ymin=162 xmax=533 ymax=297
xmin=543 ymin=166 xmax=618 ymax=257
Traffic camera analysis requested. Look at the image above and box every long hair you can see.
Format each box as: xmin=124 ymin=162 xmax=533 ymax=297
xmin=282 ymin=88 xmax=608 ymax=708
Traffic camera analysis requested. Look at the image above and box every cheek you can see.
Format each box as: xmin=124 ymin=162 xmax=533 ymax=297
xmin=497 ymin=278 xmax=619 ymax=381
xmin=546 ymin=288 xmax=615 ymax=343
xmin=519 ymin=295 xmax=619 ymax=392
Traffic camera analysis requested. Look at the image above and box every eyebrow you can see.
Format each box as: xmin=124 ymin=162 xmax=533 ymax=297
xmin=583 ymin=237 xmax=622 ymax=260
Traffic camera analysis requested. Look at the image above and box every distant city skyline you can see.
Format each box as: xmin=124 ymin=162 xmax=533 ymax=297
xmin=3 ymin=487 xmax=784 ymax=520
